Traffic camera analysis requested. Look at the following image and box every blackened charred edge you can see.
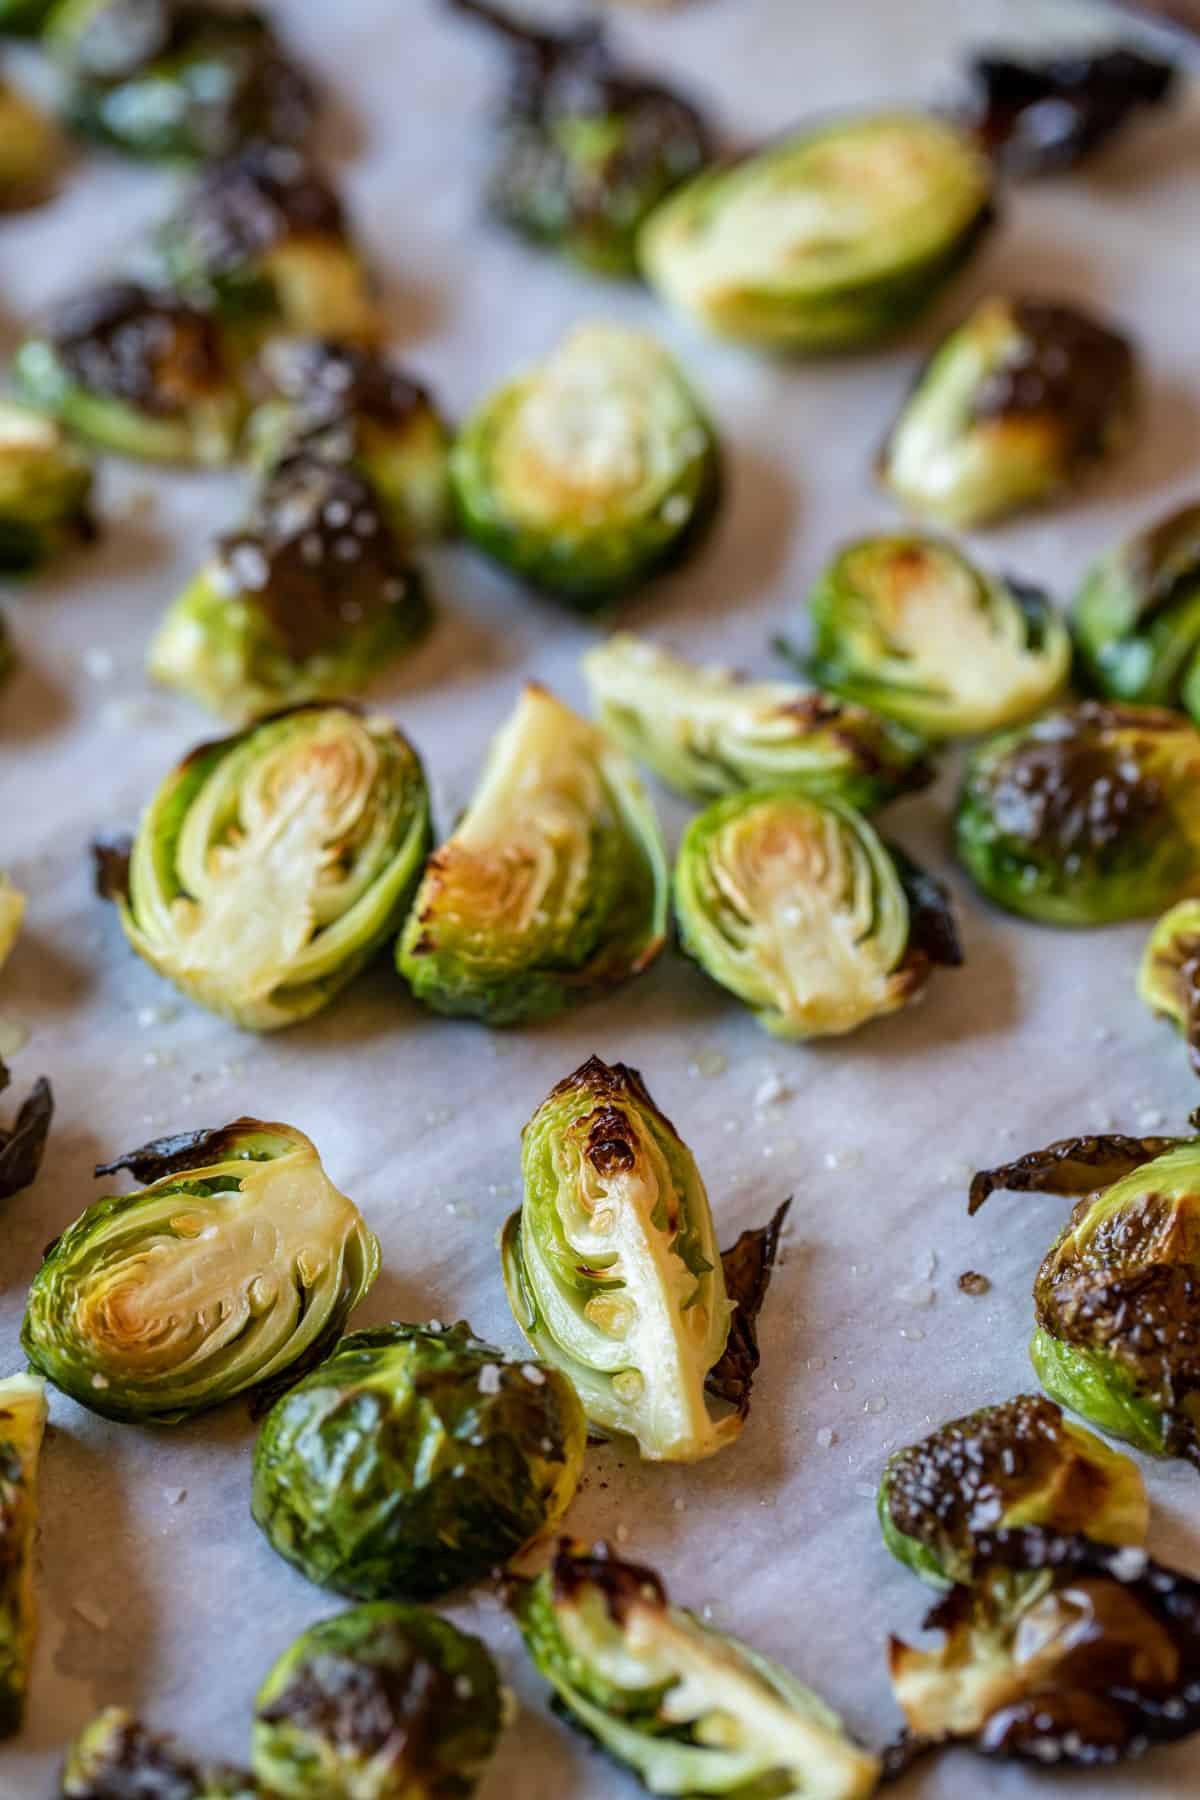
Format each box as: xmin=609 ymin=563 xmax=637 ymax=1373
xmin=966 ymin=46 xmax=1177 ymax=177
xmin=969 ymin=1527 xmax=1200 ymax=1609
xmin=968 ymin=1132 xmax=1185 ymax=1215
xmin=68 ymin=1708 xmax=241 ymax=1795
xmin=91 ymin=833 xmax=133 ymax=903
xmin=0 ymin=1076 xmax=54 ymax=1201
xmin=584 ymin=1106 xmax=637 ymax=1177
xmin=94 ymin=1115 xmax=279 ymax=1185
xmin=888 ymin=844 xmax=964 ymax=970
xmin=546 ymin=1055 xmax=679 ymax=1142
xmin=706 ymin=1198 xmax=792 ymax=1416
xmin=551 ymin=1538 xmax=667 ymax=1623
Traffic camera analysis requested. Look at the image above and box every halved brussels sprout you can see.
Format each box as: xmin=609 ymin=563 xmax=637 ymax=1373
xmin=878 ymin=1393 xmax=1148 ymax=1590
xmin=675 ymin=788 xmax=961 ymax=1040
xmin=22 ymin=1119 xmax=379 ymax=1424
xmin=62 ymin=1709 xmax=256 ymax=1798
xmin=0 ymin=81 xmax=61 ymax=210
xmin=148 ymin=451 xmax=429 ymax=721
xmin=450 ymin=323 xmax=719 ymax=608
xmin=0 ymin=1372 xmax=47 ymax=1739
xmin=1072 ymin=500 xmax=1200 ymax=716
xmin=253 ymin=1602 xmax=505 ymax=1800
xmin=397 ymin=685 xmax=667 ymax=1025
xmin=878 ymin=296 xmax=1136 ymax=528
xmin=1140 ymin=898 xmax=1200 ymax=1077
xmin=955 ymin=701 xmax=1200 ymax=925
xmin=15 ymin=282 xmax=243 ymax=466
xmin=583 ymin=632 xmax=932 ymax=811
xmin=104 ymin=704 xmax=430 ymax=1030
xmin=639 ymin=111 xmax=993 ymax=351
xmin=252 ymin=1320 xmax=585 ymax=1600
xmin=0 ymin=876 xmax=24 ymax=972
xmin=0 ymin=401 xmax=95 ymax=575
xmin=516 ymin=1542 xmax=881 ymax=1798
xmin=965 ymin=45 xmax=1177 ymax=178
xmin=448 ymin=0 xmax=712 ymax=276
xmin=0 ymin=1063 xmax=53 ymax=1202
xmin=805 ymin=535 xmax=1071 ymax=739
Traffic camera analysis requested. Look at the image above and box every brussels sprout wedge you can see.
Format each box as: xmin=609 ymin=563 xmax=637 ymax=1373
xmin=0 ymin=81 xmax=61 ymax=210
xmin=0 ymin=1064 xmax=53 ymax=1202
xmin=879 ymin=296 xmax=1136 ymax=528
xmin=1073 ymin=500 xmax=1200 ymax=717
xmin=0 ymin=1372 xmax=47 ymax=1738
xmin=640 ymin=111 xmax=992 ymax=351
xmin=62 ymin=1709 xmax=257 ymax=1798
xmin=1140 ymin=898 xmax=1200 ymax=1077
xmin=252 ymin=1320 xmax=585 ymax=1600
xmin=517 ymin=1542 xmax=881 ymax=1798
xmin=0 ymin=402 xmax=95 ymax=574
xmin=398 ymin=685 xmax=667 ymax=1025
xmin=451 ymin=323 xmax=719 ymax=608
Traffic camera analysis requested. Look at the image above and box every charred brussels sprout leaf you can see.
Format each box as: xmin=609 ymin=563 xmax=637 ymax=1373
xmin=879 ymin=295 xmax=1136 ymax=528
xmin=62 ymin=1708 xmax=257 ymax=1798
xmin=0 ymin=82 xmax=61 ymax=209
xmin=516 ymin=1542 xmax=882 ymax=1797
xmin=398 ymin=685 xmax=667 ymax=1025
xmin=1140 ymin=898 xmax=1200 ymax=1077
xmin=1073 ymin=500 xmax=1200 ymax=716
xmin=965 ymin=45 xmax=1177 ymax=177
xmin=450 ymin=323 xmax=719 ymax=608
xmin=0 ymin=1065 xmax=54 ymax=1202
xmin=22 ymin=1119 xmax=378 ymax=1424
xmin=107 ymin=704 xmax=430 ymax=1029
xmin=705 ymin=1198 xmax=790 ymax=1420
xmin=0 ymin=402 xmax=95 ymax=574
xmin=955 ymin=702 xmax=1200 ymax=925
xmin=0 ymin=1372 xmax=47 ymax=1739
xmin=253 ymin=1602 xmax=505 ymax=1800
xmin=640 ymin=111 xmax=993 ymax=351
xmin=251 ymin=1321 xmax=585 ymax=1600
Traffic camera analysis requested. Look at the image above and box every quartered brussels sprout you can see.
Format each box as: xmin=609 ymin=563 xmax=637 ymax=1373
xmin=1072 ymin=500 xmax=1200 ymax=716
xmin=0 ymin=1372 xmax=47 ymax=1738
xmin=0 ymin=1062 xmax=53 ymax=1202
xmin=965 ymin=45 xmax=1177 ymax=177
xmin=103 ymin=704 xmax=430 ymax=1030
xmin=1140 ymin=898 xmax=1200 ymax=1077
xmin=640 ymin=111 xmax=993 ymax=351
xmin=15 ymin=282 xmax=243 ymax=466
xmin=252 ymin=1320 xmax=585 ymax=1600
xmin=0 ymin=81 xmax=61 ymax=210
xmin=148 ymin=451 xmax=429 ymax=721
xmin=583 ymin=633 xmax=932 ymax=811
xmin=878 ymin=296 xmax=1136 ymax=528
xmin=62 ymin=1709 xmax=256 ymax=1798
xmin=253 ymin=1602 xmax=505 ymax=1800
xmin=516 ymin=1542 xmax=882 ymax=1798
xmin=397 ymin=685 xmax=667 ymax=1025
xmin=0 ymin=401 xmax=95 ymax=575
xmin=22 ymin=1119 xmax=379 ymax=1424
xmin=878 ymin=1394 xmax=1147 ymax=1590
xmin=955 ymin=701 xmax=1200 ymax=925
xmin=449 ymin=0 xmax=712 ymax=276
xmin=450 ymin=323 xmax=719 ymax=608
xmin=676 ymin=788 xmax=961 ymax=1040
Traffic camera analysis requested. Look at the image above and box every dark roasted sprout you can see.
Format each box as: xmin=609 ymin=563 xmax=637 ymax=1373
xmin=878 ymin=296 xmax=1136 ymax=528
xmin=516 ymin=1542 xmax=882 ymax=1797
xmin=1073 ymin=500 xmax=1200 ymax=716
xmin=251 ymin=1321 xmax=585 ymax=1600
xmin=0 ymin=81 xmax=62 ymax=209
xmin=0 ymin=401 xmax=95 ymax=574
xmin=1140 ymin=899 xmax=1200 ymax=1076
xmin=965 ymin=44 xmax=1177 ymax=176
xmin=0 ymin=1061 xmax=53 ymax=1203
xmin=0 ymin=1372 xmax=47 ymax=1739
xmin=955 ymin=702 xmax=1200 ymax=925
xmin=252 ymin=1603 xmax=505 ymax=1800
xmin=61 ymin=1708 xmax=257 ymax=1797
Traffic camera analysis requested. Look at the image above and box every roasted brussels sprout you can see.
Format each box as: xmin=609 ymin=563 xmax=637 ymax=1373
xmin=516 ymin=1542 xmax=882 ymax=1798
xmin=965 ymin=45 xmax=1177 ymax=177
xmin=805 ymin=535 xmax=1070 ymax=739
xmin=640 ymin=111 xmax=993 ymax=351
xmin=955 ymin=701 xmax=1200 ymax=925
xmin=675 ymin=789 xmax=961 ymax=1039
xmin=62 ymin=1709 xmax=256 ymax=1798
xmin=253 ymin=1602 xmax=505 ymax=1799
xmin=0 ymin=81 xmax=61 ymax=210
xmin=0 ymin=401 xmax=95 ymax=574
xmin=450 ymin=323 xmax=719 ymax=608
xmin=103 ymin=704 xmax=430 ymax=1029
xmin=15 ymin=282 xmax=242 ymax=466
xmin=1140 ymin=898 xmax=1200 ymax=1076
xmin=878 ymin=296 xmax=1136 ymax=529
xmin=0 ymin=1372 xmax=46 ymax=1738
xmin=23 ymin=1119 xmax=378 ymax=1424
xmin=1072 ymin=500 xmax=1200 ymax=716
xmin=397 ymin=685 xmax=667 ymax=1025
xmin=0 ymin=875 xmax=23 ymax=972
xmin=878 ymin=1394 xmax=1147 ymax=1590
xmin=252 ymin=1320 xmax=585 ymax=1600
xmin=0 ymin=1063 xmax=53 ymax=1202
xmin=148 ymin=451 xmax=429 ymax=721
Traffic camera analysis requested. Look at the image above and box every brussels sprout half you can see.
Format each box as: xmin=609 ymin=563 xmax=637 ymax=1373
xmin=0 ymin=1372 xmax=47 ymax=1739
xmin=22 ymin=1119 xmax=379 ymax=1425
xmin=450 ymin=323 xmax=719 ymax=608
xmin=516 ymin=1542 xmax=882 ymax=1798
xmin=878 ymin=296 xmax=1136 ymax=529
xmin=0 ymin=1062 xmax=54 ymax=1202
xmin=0 ymin=402 xmax=95 ymax=575
xmin=104 ymin=704 xmax=431 ymax=1030
xmin=0 ymin=81 xmax=61 ymax=210
xmin=253 ymin=1602 xmax=505 ymax=1800
xmin=1140 ymin=898 xmax=1200 ymax=1078
xmin=252 ymin=1321 xmax=585 ymax=1601
xmin=62 ymin=1709 xmax=257 ymax=1798
xmin=398 ymin=685 xmax=667 ymax=1026
xmin=640 ymin=111 xmax=993 ymax=351
xmin=804 ymin=535 xmax=1070 ymax=740
xmin=955 ymin=701 xmax=1200 ymax=926
xmin=675 ymin=788 xmax=961 ymax=1040
xmin=1073 ymin=500 xmax=1200 ymax=717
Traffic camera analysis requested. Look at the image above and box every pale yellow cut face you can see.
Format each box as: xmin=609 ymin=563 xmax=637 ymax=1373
xmin=0 ymin=876 xmax=25 ymax=974
xmin=261 ymin=241 xmax=382 ymax=345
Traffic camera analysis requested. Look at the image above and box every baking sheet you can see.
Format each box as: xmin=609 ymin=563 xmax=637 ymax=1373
xmin=2 ymin=0 xmax=1200 ymax=1793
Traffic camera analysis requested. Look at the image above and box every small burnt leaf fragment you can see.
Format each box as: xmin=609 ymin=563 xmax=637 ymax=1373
xmin=706 ymin=1198 xmax=791 ymax=1417
xmin=0 ymin=1067 xmax=53 ymax=1201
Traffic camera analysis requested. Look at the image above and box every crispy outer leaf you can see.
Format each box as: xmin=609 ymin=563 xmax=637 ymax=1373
xmin=0 ymin=1068 xmax=53 ymax=1201
xmin=889 ymin=844 xmax=965 ymax=970
xmin=90 ymin=834 xmax=132 ymax=903
xmin=968 ymin=1133 xmax=1187 ymax=1215
xmin=94 ymin=1119 xmax=274 ymax=1185
xmin=705 ymin=1199 xmax=791 ymax=1417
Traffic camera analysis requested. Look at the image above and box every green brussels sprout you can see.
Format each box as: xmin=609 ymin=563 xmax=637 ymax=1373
xmin=22 ymin=1119 xmax=379 ymax=1425
xmin=0 ymin=1372 xmax=47 ymax=1739
xmin=397 ymin=685 xmax=667 ymax=1025
xmin=1140 ymin=897 xmax=1200 ymax=1077
xmin=516 ymin=1542 xmax=882 ymax=1798
xmin=253 ymin=1602 xmax=505 ymax=1800
xmin=675 ymin=788 xmax=961 ymax=1040
xmin=450 ymin=323 xmax=719 ymax=609
xmin=0 ymin=0 xmax=53 ymax=32
xmin=0 ymin=401 xmax=95 ymax=574
xmin=583 ymin=632 xmax=932 ymax=811
xmin=448 ymin=0 xmax=712 ymax=277
xmin=148 ymin=451 xmax=429 ymax=722
xmin=251 ymin=1320 xmax=586 ymax=1600
xmin=955 ymin=701 xmax=1200 ymax=925
xmin=0 ymin=1062 xmax=53 ymax=1202
xmin=15 ymin=282 xmax=243 ymax=467
xmin=639 ymin=111 xmax=993 ymax=352
xmin=804 ymin=535 xmax=1071 ymax=739
xmin=878 ymin=296 xmax=1136 ymax=528
xmin=101 ymin=704 xmax=430 ymax=1030
xmin=1072 ymin=501 xmax=1200 ymax=716
xmin=62 ymin=1708 xmax=257 ymax=1798
xmin=0 ymin=81 xmax=61 ymax=209
xmin=878 ymin=1393 xmax=1148 ymax=1590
